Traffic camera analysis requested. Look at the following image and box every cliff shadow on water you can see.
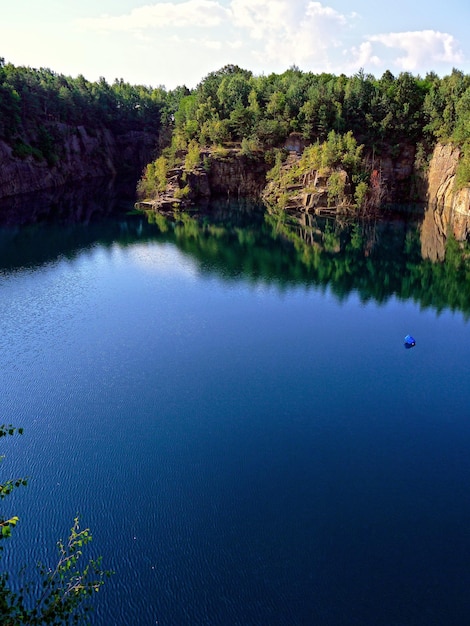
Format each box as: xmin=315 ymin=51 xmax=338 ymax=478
xmin=0 ymin=178 xmax=145 ymax=271
xmin=0 ymin=176 xmax=140 ymax=227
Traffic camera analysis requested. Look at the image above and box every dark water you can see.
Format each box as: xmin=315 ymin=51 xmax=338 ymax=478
xmin=1 ymin=195 xmax=470 ymax=625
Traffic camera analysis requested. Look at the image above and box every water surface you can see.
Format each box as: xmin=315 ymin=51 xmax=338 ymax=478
xmin=1 ymin=200 xmax=470 ymax=625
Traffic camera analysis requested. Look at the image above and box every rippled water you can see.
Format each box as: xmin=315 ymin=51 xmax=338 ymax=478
xmin=1 ymin=206 xmax=470 ymax=625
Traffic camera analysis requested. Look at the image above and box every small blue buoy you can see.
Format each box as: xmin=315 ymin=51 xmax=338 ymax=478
xmin=404 ymin=334 xmax=416 ymax=348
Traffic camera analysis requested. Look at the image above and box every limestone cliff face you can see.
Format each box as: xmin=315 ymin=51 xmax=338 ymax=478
xmin=0 ymin=124 xmax=157 ymax=199
xmin=420 ymin=143 xmax=470 ymax=258
xmin=206 ymin=151 xmax=270 ymax=197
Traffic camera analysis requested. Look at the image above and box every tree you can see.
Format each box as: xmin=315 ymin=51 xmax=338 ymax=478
xmin=0 ymin=425 xmax=111 ymax=624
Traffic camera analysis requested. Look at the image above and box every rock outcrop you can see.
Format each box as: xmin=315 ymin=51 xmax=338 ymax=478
xmin=206 ymin=149 xmax=270 ymax=197
xmin=136 ymin=148 xmax=270 ymax=212
xmin=0 ymin=124 xmax=158 ymax=199
xmin=420 ymin=143 xmax=470 ymax=258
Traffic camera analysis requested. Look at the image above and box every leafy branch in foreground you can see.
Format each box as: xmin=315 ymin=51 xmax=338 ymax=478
xmin=0 ymin=425 xmax=27 ymax=542
xmin=1 ymin=518 xmax=112 ymax=625
xmin=1 ymin=425 xmax=112 ymax=624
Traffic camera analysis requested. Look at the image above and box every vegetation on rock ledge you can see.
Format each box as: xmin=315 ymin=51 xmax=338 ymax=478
xmin=135 ymin=64 xmax=470 ymax=213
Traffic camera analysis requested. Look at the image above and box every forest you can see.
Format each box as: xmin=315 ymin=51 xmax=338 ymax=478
xmin=0 ymin=56 xmax=176 ymax=165
xmin=2 ymin=59 xmax=470 ymax=194
xmin=140 ymin=64 xmax=470 ymax=207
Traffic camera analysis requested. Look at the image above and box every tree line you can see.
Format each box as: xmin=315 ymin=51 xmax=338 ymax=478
xmin=2 ymin=60 xmax=470 ymax=186
xmin=136 ymin=64 xmax=470 ymax=206
xmin=169 ymin=64 xmax=470 ymax=188
xmin=0 ymin=57 xmax=189 ymax=165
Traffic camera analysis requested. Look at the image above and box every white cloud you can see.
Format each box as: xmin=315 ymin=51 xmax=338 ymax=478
xmin=167 ymin=34 xmax=222 ymax=49
xmin=77 ymin=0 xmax=229 ymax=32
xmin=76 ymin=0 xmax=353 ymax=73
xmin=71 ymin=1 xmax=467 ymax=85
xmin=367 ymin=30 xmax=463 ymax=71
xmin=347 ymin=41 xmax=381 ymax=70
xmin=230 ymin=0 xmax=349 ymax=65
xmin=191 ymin=37 xmax=223 ymax=49
xmin=230 ymin=0 xmax=296 ymax=39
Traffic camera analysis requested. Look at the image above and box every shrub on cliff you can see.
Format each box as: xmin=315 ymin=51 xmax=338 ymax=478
xmin=137 ymin=156 xmax=168 ymax=198
xmin=184 ymin=140 xmax=200 ymax=171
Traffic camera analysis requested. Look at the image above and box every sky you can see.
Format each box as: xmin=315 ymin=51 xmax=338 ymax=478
xmin=1 ymin=0 xmax=470 ymax=90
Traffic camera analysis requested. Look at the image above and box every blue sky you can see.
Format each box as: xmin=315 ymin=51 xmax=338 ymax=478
xmin=1 ymin=0 xmax=469 ymax=89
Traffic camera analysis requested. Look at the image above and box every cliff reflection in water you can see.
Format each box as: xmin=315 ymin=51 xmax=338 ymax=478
xmin=142 ymin=201 xmax=470 ymax=316
xmin=1 ymin=192 xmax=470 ymax=316
xmin=0 ymin=176 xmax=138 ymax=227
xmin=421 ymin=200 xmax=470 ymax=262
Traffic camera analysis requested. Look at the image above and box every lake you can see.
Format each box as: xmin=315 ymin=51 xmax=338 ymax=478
xmin=1 ymin=192 xmax=470 ymax=625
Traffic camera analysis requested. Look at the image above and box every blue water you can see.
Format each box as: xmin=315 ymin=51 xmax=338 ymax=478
xmin=1 ymin=208 xmax=470 ymax=625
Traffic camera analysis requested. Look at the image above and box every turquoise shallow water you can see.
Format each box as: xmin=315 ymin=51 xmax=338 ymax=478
xmin=1 ymin=206 xmax=470 ymax=625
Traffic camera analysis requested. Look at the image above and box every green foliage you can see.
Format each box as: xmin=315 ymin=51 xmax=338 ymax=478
xmin=452 ymin=86 xmax=470 ymax=188
xmin=327 ymin=171 xmax=345 ymax=206
xmin=299 ymin=143 xmax=322 ymax=171
xmin=265 ymin=149 xmax=285 ymax=182
xmin=211 ymin=145 xmax=230 ymax=158
xmin=455 ymin=143 xmax=470 ymax=190
xmin=205 ymin=119 xmax=230 ymax=145
xmin=168 ymin=65 xmax=470 ymax=162
xmin=264 ymin=132 xmax=367 ymax=210
xmin=354 ymin=181 xmax=369 ymax=209
xmin=1 ymin=517 xmax=112 ymax=625
xmin=36 ymin=125 xmax=58 ymax=166
xmin=3 ymin=58 xmax=470 ymax=185
xmin=184 ymin=139 xmax=200 ymax=171
xmin=252 ymin=118 xmax=288 ymax=147
xmin=0 ymin=426 xmax=27 ymax=541
xmin=0 ymin=425 xmax=23 ymax=439
xmin=1 ymin=426 xmax=111 ymax=624
xmin=174 ymin=184 xmax=190 ymax=199
xmin=453 ymin=86 xmax=470 ymax=142
xmin=240 ymin=137 xmax=259 ymax=157
xmin=320 ymin=130 xmax=363 ymax=173
xmin=137 ymin=156 xmax=168 ymax=198
xmin=146 ymin=211 xmax=169 ymax=232
xmin=136 ymin=200 xmax=470 ymax=315
xmin=349 ymin=223 xmax=363 ymax=250
xmin=12 ymin=140 xmax=37 ymax=160
xmin=424 ymin=69 xmax=470 ymax=142
xmin=173 ymin=95 xmax=199 ymax=141
xmin=0 ymin=60 xmax=168 ymax=152
xmin=5 ymin=58 xmax=470 ymax=200
xmin=202 ymin=156 xmax=211 ymax=172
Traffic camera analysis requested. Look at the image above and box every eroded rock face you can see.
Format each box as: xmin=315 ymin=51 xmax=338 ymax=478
xmin=420 ymin=144 xmax=470 ymax=257
xmin=137 ymin=149 xmax=270 ymax=212
xmin=378 ymin=144 xmax=417 ymax=203
xmin=425 ymin=143 xmax=460 ymax=205
xmin=0 ymin=125 xmax=157 ymax=199
xmin=453 ymin=188 xmax=470 ymax=240
xmin=206 ymin=152 xmax=270 ymax=197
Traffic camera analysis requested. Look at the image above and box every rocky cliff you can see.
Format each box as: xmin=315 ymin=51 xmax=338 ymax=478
xmin=0 ymin=124 xmax=158 ymax=199
xmin=136 ymin=147 xmax=270 ymax=212
xmin=138 ymin=140 xmax=469 ymax=221
xmin=420 ymin=143 xmax=470 ymax=258
xmin=4 ymin=123 xmax=470 ymax=249
xmin=206 ymin=150 xmax=270 ymax=197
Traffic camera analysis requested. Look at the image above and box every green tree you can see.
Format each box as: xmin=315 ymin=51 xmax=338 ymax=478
xmin=184 ymin=139 xmax=200 ymax=171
